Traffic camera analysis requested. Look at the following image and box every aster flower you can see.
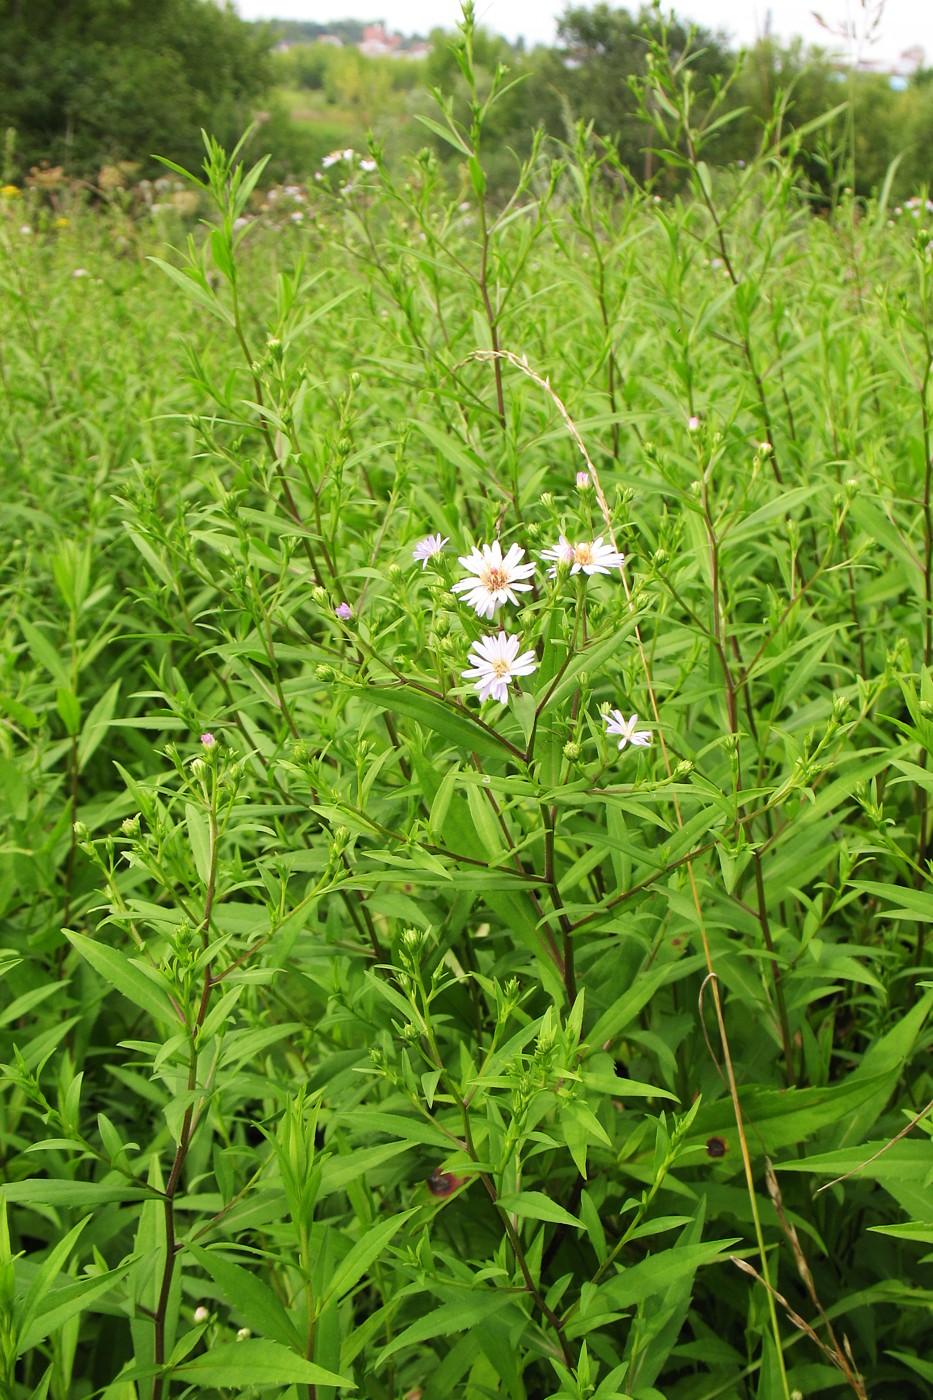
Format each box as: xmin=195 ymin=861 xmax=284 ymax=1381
xmin=540 ymin=534 xmax=575 ymax=572
xmin=576 ymin=470 xmax=591 ymax=489
xmin=335 ymin=601 xmax=353 ymax=621
xmin=412 ymin=533 xmax=449 ymax=569
xmin=451 ymin=541 xmax=536 ymax=619
xmin=540 ymin=536 xmax=624 ymax=577
xmin=688 ymin=415 xmax=700 ymax=431
xmin=603 ymin=710 xmax=651 ymax=750
xmin=462 ymin=631 xmax=537 ymax=705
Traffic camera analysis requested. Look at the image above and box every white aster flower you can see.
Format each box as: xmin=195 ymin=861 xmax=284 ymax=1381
xmin=412 ymin=533 xmax=449 ymax=568
xmin=462 ymin=631 xmax=537 ymax=704
xmin=540 ymin=536 xmax=624 ymax=577
xmin=451 ymin=541 xmax=536 ymax=619
xmin=603 ymin=710 xmax=651 ymax=750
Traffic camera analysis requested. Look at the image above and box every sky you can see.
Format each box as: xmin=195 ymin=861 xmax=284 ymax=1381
xmin=233 ymin=0 xmax=933 ymax=59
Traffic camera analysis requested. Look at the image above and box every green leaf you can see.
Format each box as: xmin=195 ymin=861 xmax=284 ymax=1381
xmin=185 ymin=802 xmax=212 ymax=884
xmin=496 ymin=1192 xmax=584 ymax=1230
xmin=148 ymin=258 xmax=235 ymax=325
xmin=588 ymin=956 xmax=705 ymax=1047
xmin=597 ymin=1240 xmax=739 ymax=1311
xmin=413 ymin=113 xmax=472 ymax=155
xmin=2 ymin=1181 xmax=150 ymax=1206
xmin=63 ymin=930 xmax=180 ymax=1026
xmin=20 ymin=1259 xmax=135 ymax=1352
xmin=17 ymin=1216 xmax=91 ymax=1343
xmin=378 ymin=1290 xmax=520 ymax=1364
xmin=361 ymin=684 xmax=515 ymax=759
xmin=175 ymin=1339 xmax=352 ymax=1389
xmin=56 ymin=686 xmax=81 ymax=736
xmin=77 ymin=679 xmax=121 ymax=771
xmin=321 ymin=1209 xmax=416 ymax=1307
xmin=186 ymin=1244 xmax=303 ymax=1351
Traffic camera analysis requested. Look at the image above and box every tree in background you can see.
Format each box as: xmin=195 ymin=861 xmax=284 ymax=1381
xmin=540 ymin=4 xmax=732 ymax=176
xmin=0 ymin=0 xmax=271 ymax=180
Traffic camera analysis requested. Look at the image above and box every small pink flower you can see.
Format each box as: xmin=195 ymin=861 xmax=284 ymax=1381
xmin=412 ymin=533 xmax=449 ymax=568
xmin=200 ymin=732 xmax=216 ymax=749
xmin=335 ymin=602 xmax=353 ymax=621
xmin=576 ymin=470 xmax=591 ymax=489
xmin=688 ymin=416 xmax=700 ymax=432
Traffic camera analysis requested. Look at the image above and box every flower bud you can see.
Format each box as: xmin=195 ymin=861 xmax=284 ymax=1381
xmin=121 ymin=814 xmax=141 ymax=837
xmin=562 ymin=740 xmax=581 ymax=761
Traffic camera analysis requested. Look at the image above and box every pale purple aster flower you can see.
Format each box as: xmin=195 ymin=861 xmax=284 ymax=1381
xmin=539 ymin=534 xmax=575 ymax=575
xmin=540 ymin=537 xmax=624 ymax=577
xmin=335 ymin=602 xmax=353 ymax=621
xmin=688 ymin=415 xmax=700 ymax=431
xmin=200 ymin=732 xmax=216 ymax=750
xmin=451 ymin=541 xmax=536 ymax=619
xmin=412 ymin=533 xmax=449 ymax=569
xmin=603 ymin=710 xmax=651 ymax=750
xmin=576 ymin=470 xmax=591 ymax=489
xmin=462 ymin=632 xmax=537 ymax=704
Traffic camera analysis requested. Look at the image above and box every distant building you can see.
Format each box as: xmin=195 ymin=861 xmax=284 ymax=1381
xmin=359 ymin=22 xmax=401 ymax=57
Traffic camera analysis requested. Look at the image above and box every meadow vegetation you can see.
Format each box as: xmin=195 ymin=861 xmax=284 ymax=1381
xmin=1 ymin=7 xmax=932 ymax=1399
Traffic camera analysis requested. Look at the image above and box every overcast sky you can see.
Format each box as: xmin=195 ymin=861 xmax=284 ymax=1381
xmin=234 ymin=0 xmax=933 ymax=58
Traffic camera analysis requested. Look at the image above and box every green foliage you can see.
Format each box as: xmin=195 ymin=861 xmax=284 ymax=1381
xmin=1 ymin=7 xmax=933 ymax=1398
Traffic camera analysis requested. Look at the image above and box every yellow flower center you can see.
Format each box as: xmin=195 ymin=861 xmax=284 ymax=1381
xmin=482 ymin=565 xmax=508 ymax=591
xmin=492 ymin=658 xmax=511 ymax=677
xmin=573 ymin=543 xmax=593 ymax=566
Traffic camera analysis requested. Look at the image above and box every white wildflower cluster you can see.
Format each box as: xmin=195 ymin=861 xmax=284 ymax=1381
xmin=893 ymin=197 xmax=933 ymax=220
xmin=407 ymin=512 xmax=651 ymax=755
xmin=315 ymin=149 xmax=378 ymax=185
